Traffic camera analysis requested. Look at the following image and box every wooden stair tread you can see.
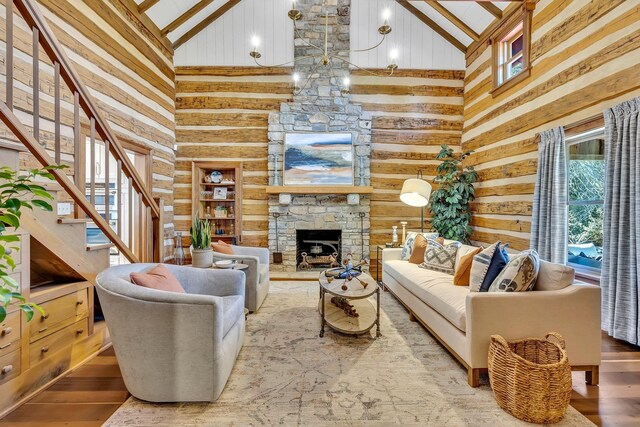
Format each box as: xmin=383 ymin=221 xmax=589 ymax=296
xmin=57 ymin=218 xmax=90 ymax=224
xmin=86 ymin=243 xmax=114 ymax=251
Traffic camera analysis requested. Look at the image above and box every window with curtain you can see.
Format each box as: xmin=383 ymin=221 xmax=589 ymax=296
xmin=566 ymin=129 xmax=605 ymax=273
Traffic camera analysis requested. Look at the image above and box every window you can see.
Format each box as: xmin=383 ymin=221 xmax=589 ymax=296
xmin=491 ymin=5 xmax=533 ymax=96
xmin=566 ymin=128 xmax=605 ymax=273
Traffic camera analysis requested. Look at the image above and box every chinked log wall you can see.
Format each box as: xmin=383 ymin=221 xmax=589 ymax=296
xmin=0 ymin=0 xmax=176 ymax=254
xmin=462 ymin=0 xmax=640 ymax=250
xmin=174 ymin=67 xmax=465 ymax=266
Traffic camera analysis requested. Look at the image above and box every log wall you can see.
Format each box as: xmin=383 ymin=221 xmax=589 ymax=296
xmin=462 ymin=0 xmax=640 ymax=250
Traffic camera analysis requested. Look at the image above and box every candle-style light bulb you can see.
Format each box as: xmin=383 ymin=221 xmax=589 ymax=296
xmin=382 ymin=8 xmax=391 ymax=23
xmin=387 ymin=48 xmax=399 ymax=71
xmin=378 ymin=8 xmax=392 ymax=35
xmin=251 ymin=35 xmax=260 ymax=49
xmin=343 ymin=77 xmax=350 ymax=87
xmin=293 ymin=73 xmax=300 ymax=84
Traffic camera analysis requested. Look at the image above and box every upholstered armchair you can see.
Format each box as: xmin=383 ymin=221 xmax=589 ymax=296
xmin=212 ymin=245 xmax=270 ymax=312
xmin=95 ymin=264 xmax=245 ymax=402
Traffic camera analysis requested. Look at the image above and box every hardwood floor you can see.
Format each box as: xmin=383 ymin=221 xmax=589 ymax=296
xmin=0 ymin=333 xmax=638 ymax=426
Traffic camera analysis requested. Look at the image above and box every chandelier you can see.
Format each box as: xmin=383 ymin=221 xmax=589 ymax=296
xmin=249 ymin=0 xmax=399 ymax=96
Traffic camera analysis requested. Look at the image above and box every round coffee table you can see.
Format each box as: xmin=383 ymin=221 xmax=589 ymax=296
xmin=318 ymin=271 xmax=381 ymax=338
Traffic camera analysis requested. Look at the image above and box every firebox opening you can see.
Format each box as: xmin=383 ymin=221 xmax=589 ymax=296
xmin=296 ymin=229 xmax=342 ymax=271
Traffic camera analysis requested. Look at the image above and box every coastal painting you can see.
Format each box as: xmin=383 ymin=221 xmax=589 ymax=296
xmin=284 ymin=132 xmax=354 ymax=185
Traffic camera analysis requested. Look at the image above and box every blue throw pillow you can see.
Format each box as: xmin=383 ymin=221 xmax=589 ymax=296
xmin=479 ymin=244 xmax=509 ymax=292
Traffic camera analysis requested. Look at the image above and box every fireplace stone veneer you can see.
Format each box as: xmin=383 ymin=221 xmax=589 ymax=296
xmin=267 ymin=0 xmax=371 ymax=272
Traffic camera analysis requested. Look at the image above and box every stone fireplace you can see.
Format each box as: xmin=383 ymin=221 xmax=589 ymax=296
xmin=296 ymin=229 xmax=342 ymax=270
xmin=267 ymin=0 xmax=371 ymax=272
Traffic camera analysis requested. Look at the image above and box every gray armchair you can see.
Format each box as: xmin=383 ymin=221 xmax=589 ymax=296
xmin=95 ymin=264 xmax=245 ymax=402
xmin=212 ymin=245 xmax=270 ymax=312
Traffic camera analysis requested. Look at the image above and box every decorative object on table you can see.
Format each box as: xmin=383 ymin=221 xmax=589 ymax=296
xmin=331 ymin=296 xmax=359 ymax=318
xmin=419 ymin=239 xmax=462 ymax=275
xmin=213 ymin=187 xmax=227 ymax=200
xmin=190 ymin=213 xmax=213 ymax=268
xmin=204 ymin=174 xmax=212 ymax=183
xmin=429 ymin=145 xmax=478 ymax=243
xmin=250 ymin=1 xmax=398 ymax=96
xmin=205 ymin=206 xmax=212 ymax=219
xmin=488 ymin=249 xmax=540 ymax=292
xmin=272 ymin=212 xmax=283 ymax=264
xmin=214 ymin=260 xmax=234 ymax=269
xmin=400 ymin=170 xmax=432 ymax=233
xmin=174 ymin=231 xmax=186 ymax=265
xmin=283 ymin=132 xmax=354 ymax=186
xmin=391 ymin=225 xmax=398 ymax=245
xmin=325 ymin=254 xmax=366 ymax=280
xmin=210 ymin=170 xmax=222 ymax=184
xmin=488 ymin=332 xmax=572 ymax=424
xmin=400 ymin=221 xmax=407 ymax=244
xmin=385 ymin=243 xmax=394 ymax=248
xmin=221 ymin=178 xmax=235 ymax=184
xmin=214 ymin=206 xmax=228 ymax=218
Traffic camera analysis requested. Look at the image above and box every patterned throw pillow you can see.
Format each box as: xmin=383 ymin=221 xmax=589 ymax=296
xmin=488 ymin=250 xmax=540 ymax=292
xmin=479 ymin=244 xmax=509 ymax=292
xmin=469 ymin=242 xmax=499 ymax=292
xmin=419 ymin=239 xmax=461 ymax=275
xmin=401 ymin=232 xmax=439 ymax=260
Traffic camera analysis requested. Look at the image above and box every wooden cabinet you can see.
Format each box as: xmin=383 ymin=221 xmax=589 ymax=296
xmin=0 ymin=350 xmax=21 ymax=384
xmin=192 ymin=161 xmax=243 ymax=245
xmin=29 ymin=289 xmax=89 ymax=342
xmin=0 ymin=312 xmax=21 ymax=358
xmin=29 ymin=319 xmax=88 ymax=366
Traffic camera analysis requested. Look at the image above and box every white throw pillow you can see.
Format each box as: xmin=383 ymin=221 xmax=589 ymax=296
xmin=488 ymin=250 xmax=540 ymax=292
xmin=469 ymin=242 xmax=499 ymax=292
xmin=534 ymin=260 xmax=575 ymax=291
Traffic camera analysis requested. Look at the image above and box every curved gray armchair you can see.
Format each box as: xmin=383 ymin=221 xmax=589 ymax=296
xmin=212 ymin=245 xmax=270 ymax=312
xmin=95 ymin=264 xmax=245 ymax=402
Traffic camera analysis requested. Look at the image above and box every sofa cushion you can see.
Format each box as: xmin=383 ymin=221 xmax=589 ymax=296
xmin=443 ymin=240 xmax=479 ymax=267
xmin=212 ymin=241 xmax=234 ymax=255
xmin=535 ymin=260 xmax=575 ymax=291
xmin=469 ymin=242 xmax=499 ymax=292
xmin=408 ymin=234 xmax=428 ymax=264
xmin=479 ymin=244 xmax=509 ymax=292
xmin=385 ymin=260 xmax=468 ymax=332
xmin=402 ymin=232 xmax=439 ymax=260
xmin=454 ymin=247 xmax=482 ymax=286
xmin=420 ymin=240 xmax=461 ymax=275
xmin=258 ymin=264 xmax=269 ymax=284
xmin=222 ymin=295 xmax=244 ymax=337
xmin=488 ymin=250 xmax=540 ymax=292
xmin=130 ymin=264 xmax=185 ymax=293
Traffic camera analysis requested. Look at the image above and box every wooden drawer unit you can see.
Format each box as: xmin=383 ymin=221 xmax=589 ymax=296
xmin=30 ymin=290 xmax=89 ymax=342
xmin=0 ymin=349 xmax=21 ymax=384
xmin=4 ymin=234 xmax=23 ymax=267
xmin=30 ymin=319 xmax=88 ymax=366
xmin=0 ymin=311 xmax=21 ymax=358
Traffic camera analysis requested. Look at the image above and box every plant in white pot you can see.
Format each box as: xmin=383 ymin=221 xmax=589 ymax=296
xmin=190 ymin=213 xmax=213 ymax=268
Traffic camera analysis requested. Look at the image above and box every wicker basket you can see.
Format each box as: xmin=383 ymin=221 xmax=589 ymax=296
xmin=488 ymin=332 xmax=572 ymax=424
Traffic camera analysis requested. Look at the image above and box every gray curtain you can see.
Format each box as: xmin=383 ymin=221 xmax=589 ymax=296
xmin=601 ymin=97 xmax=640 ymax=345
xmin=531 ymin=127 xmax=568 ymax=264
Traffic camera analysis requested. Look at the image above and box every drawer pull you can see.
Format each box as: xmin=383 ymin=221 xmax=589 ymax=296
xmin=38 ymin=327 xmax=48 ymax=333
xmin=76 ymin=300 xmax=84 ymax=306
xmin=1 ymin=365 xmax=13 ymax=375
xmin=41 ymin=346 xmax=49 ymax=353
xmin=0 ymin=343 xmax=11 ymax=350
xmin=76 ymin=329 xmax=84 ymax=334
xmin=4 ymin=247 xmax=12 ymax=255
xmin=1 ymin=327 xmax=12 ymax=336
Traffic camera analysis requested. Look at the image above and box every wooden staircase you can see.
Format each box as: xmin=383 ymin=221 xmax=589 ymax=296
xmin=0 ymin=0 xmax=165 ymax=417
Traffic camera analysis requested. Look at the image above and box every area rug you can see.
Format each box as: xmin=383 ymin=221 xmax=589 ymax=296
xmin=104 ymin=281 xmax=593 ymax=426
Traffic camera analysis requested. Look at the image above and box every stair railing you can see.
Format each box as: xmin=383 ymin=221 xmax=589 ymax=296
xmin=0 ymin=0 xmax=163 ymax=263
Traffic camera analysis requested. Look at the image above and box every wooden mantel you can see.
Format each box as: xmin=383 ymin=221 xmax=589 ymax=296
xmin=265 ymin=186 xmax=374 ymax=195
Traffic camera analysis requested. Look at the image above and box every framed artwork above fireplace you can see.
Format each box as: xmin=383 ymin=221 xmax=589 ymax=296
xmin=283 ymin=132 xmax=354 ymax=186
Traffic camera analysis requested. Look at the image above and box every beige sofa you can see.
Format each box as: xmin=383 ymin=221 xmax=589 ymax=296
xmin=381 ymin=245 xmax=601 ymax=387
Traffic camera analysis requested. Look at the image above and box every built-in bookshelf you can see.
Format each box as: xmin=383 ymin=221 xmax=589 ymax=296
xmin=192 ymin=161 xmax=242 ymax=245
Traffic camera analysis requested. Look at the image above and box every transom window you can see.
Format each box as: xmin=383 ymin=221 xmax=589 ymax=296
xmin=566 ymin=128 xmax=605 ymax=273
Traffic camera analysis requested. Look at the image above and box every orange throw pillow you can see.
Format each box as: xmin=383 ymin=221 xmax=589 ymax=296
xmin=130 ymin=264 xmax=185 ymax=293
xmin=453 ymin=247 xmax=482 ymax=286
xmin=435 ymin=237 xmax=445 ymax=245
xmin=212 ymin=241 xmax=235 ymax=255
xmin=408 ymin=234 xmax=429 ymax=264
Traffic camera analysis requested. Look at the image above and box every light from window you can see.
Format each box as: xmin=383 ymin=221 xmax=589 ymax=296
xmin=567 ymin=131 xmax=605 ymax=271
xmin=498 ymin=24 xmax=524 ymax=85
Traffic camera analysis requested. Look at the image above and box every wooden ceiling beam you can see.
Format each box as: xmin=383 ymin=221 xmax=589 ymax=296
xmin=397 ymin=1 xmax=467 ymax=53
xmin=477 ymin=2 xmax=503 ymax=19
xmin=425 ymin=1 xmax=479 ymax=41
xmin=138 ymin=0 xmax=161 ymax=14
xmin=173 ymin=0 xmax=242 ymax=50
xmin=161 ymin=0 xmax=216 ymax=36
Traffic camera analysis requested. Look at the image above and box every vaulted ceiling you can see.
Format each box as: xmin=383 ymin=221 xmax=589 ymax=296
xmin=135 ymin=1 xmax=515 ymax=52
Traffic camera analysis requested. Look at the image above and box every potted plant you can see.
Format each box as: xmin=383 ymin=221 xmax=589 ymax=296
xmin=429 ymin=145 xmax=478 ymax=243
xmin=1 ymin=165 xmax=63 ymax=322
xmin=190 ymin=212 xmax=213 ymax=268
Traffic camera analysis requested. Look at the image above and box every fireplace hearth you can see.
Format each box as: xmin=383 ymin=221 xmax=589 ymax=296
xmin=296 ymin=229 xmax=342 ymax=271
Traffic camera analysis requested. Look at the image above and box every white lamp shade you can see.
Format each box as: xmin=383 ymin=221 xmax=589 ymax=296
xmin=400 ymin=178 xmax=432 ymax=207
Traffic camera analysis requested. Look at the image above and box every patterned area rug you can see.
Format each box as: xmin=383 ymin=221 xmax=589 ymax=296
xmin=105 ymin=281 xmax=592 ymax=426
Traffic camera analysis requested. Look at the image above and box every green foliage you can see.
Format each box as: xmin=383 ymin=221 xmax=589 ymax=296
xmin=428 ymin=145 xmax=478 ymax=243
xmin=190 ymin=213 xmax=212 ymax=250
xmin=568 ymin=159 xmax=605 ymax=246
xmin=0 ymin=165 xmax=65 ymax=322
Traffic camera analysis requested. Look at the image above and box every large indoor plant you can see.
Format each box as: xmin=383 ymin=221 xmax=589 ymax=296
xmin=429 ymin=145 xmax=478 ymax=243
xmin=0 ymin=166 xmax=61 ymax=322
xmin=190 ymin=213 xmax=213 ymax=268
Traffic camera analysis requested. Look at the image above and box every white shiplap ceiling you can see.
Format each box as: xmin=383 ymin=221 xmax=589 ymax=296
xmin=135 ymin=1 xmax=515 ymax=68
